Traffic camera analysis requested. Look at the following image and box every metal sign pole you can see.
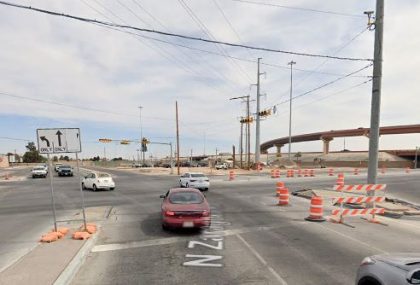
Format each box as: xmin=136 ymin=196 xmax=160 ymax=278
xmin=47 ymin=153 xmax=58 ymax=232
xmin=76 ymin=153 xmax=87 ymax=230
xmin=170 ymin=142 xmax=174 ymax=175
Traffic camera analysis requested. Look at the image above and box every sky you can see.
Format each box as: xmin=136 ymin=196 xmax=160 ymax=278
xmin=0 ymin=0 xmax=419 ymax=160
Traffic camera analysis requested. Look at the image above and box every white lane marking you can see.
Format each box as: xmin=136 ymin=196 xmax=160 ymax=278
xmin=236 ymin=234 xmax=288 ymax=285
xmin=92 ymin=226 xmax=278 ymax=253
xmin=92 ymin=237 xmax=183 ymax=252
xmin=317 ymin=223 xmax=387 ymax=254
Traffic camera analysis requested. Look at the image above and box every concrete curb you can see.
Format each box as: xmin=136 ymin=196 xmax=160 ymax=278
xmin=53 ymin=229 xmax=99 ymax=285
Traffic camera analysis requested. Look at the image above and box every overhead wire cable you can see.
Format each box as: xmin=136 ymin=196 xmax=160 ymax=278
xmin=231 ymin=0 xmax=365 ymax=18
xmin=177 ymin=0 xmax=253 ymax=82
xmin=0 ymin=1 xmax=372 ymax=62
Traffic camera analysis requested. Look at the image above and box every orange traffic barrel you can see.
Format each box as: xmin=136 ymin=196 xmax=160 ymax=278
xmin=275 ymin=169 xmax=280 ymax=178
xmin=336 ymin=173 xmax=344 ymax=186
xmin=381 ymin=167 xmax=386 ymax=174
xmin=303 ymin=169 xmax=309 ymax=177
xmin=228 ymin=170 xmax=235 ymax=181
xmin=406 ymin=167 xmax=411 ymax=174
xmin=328 ymin=168 xmax=334 ymax=176
xmin=276 ymin=181 xmax=285 ymax=196
xmin=309 ymin=169 xmax=315 ymax=177
xmin=297 ymin=169 xmax=302 ymax=177
xmin=277 ymin=186 xmax=289 ymax=206
xmin=305 ymin=195 xmax=325 ymax=222
xmin=354 ymin=168 xmax=359 ymax=175
xmin=270 ymin=169 xmax=275 ymax=178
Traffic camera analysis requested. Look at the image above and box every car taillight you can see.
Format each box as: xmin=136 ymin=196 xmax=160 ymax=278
xmin=202 ymin=210 xmax=210 ymax=217
xmin=360 ymin=257 xmax=375 ymax=266
xmin=165 ymin=210 xmax=175 ymax=216
xmin=190 ymin=179 xmax=196 ymax=182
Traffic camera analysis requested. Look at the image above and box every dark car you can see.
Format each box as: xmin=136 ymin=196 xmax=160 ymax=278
xmin=58 ymin=165 xmax=74 ymax=177
xmin=160 ymin=188 xmax=211 ymax=230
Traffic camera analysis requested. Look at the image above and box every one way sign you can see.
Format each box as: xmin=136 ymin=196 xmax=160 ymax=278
xmin=37 ymin=128 xmax=81 ymax=154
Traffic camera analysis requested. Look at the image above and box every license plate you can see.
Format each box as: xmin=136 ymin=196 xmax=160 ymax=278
xmin=183 ymin=221 xmax=194 ymax=228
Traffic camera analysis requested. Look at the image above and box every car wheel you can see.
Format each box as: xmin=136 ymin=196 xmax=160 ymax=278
xmin=110 ymin=187 xmax=115 ymax=191
xmin=93 ymin=184 xmax=97 ymax=191
xmin=82 ymin=183 xmax=86 ymax=190
xmin=162 ymin=223 xmax=169 ymax=231
xmin=358 ymin=277 xmax=381 ymax=285
xmin=179 ymin=180 xmax=183 ymax=187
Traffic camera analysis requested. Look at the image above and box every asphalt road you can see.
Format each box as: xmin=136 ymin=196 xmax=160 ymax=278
xmin=1 ymin=166 xmax=420 ymax=284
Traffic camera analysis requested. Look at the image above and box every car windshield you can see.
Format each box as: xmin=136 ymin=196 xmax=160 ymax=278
xmin=33 ymin=167 xmax=44 ymax=171
xmin=98 ymin=174 xmax=110 ymax=178
xmin=60 ymin=166 xmax=71 ymax=169
xmin=169 ymin=192 xmax=204 ymax=204
xmin=191 ymin=174 xmax=205 ymax=178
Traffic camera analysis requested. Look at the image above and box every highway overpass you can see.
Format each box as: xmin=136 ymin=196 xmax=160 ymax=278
xmin=261 ymin=124 xmax=420 ymax=155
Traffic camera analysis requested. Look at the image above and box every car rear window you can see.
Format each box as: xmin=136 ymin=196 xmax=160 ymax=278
xmin=34 ymin=167 xmax=44 ymax=170
xmin=191 ymin=174 xmax=205 ymax=178
xmin=98 ymin=174 xmax=110 ymax=178
xmin=169 ymin=192 xmax=204 ymax=204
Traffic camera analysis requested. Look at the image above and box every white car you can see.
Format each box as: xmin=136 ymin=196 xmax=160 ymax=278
xmin=32 ymin=166 xmax=48 ymax=178
xmin=215 ymin=163 xmax=228 ymax=170
xmin=179 ymin=172 xmax=210 ymax=191
xmin=82 ymin=172 xmax=115 ymax=191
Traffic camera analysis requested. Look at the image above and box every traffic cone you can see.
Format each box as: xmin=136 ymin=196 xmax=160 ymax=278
xmin=305 ymin=195 xmax=325 ymax=222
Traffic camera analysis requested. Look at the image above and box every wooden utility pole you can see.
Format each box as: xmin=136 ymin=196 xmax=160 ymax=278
xmin=176 ymin=101 xmax=180 ymax=175
xmin=232 ymin=145 xmax=236 ymax=169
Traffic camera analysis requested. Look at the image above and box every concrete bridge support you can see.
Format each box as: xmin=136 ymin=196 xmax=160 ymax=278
xmin=322 ymin=137 xmax=333 ymax=155
xmin=275 ymin=144 xmax=284 ymax=157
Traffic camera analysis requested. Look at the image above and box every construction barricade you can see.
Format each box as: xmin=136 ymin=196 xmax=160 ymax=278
xmin=228 ymin=170 xmax=235 ymax=181
xmin=354 ymin=168 xmax=359 ymax=175
xmin=276 ymin=183 xmax=289 ymax=206
xmin=330 ymin=184 xmax=386 ymax=226
xmin=286 ymin=169 xmax=294 ymax=178
xmin=271 ymin=169 xmax=280 ymax=178
xmin=328 ymin=168 xmax=334 ymax=176
xmin=309 ymin=169 xmax=315 ymax=177
xmin=297 ymin=169 xmax=302 ymax=177
xmin=271 ymin=169 xmax=276 ymax=178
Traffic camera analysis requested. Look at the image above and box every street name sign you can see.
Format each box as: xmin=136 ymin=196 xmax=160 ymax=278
xmin=37 ymin=128 xmax=81 ymax=154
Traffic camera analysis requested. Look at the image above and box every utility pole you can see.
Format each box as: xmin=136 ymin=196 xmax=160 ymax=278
xmin=415 ymin=147 xmax=419 ymax=169
xmin=138 ymin=106 xmax=144 ymax=165
xmin=367 ymin=0 xmax=384 ymax=186
xmin=255 ymin=58 xmax=262 ymax=165
xmin=240 ymin=121 xmax=243 ymax=168
xmin=247 ymin=95 xmax=251 ymax=170
xmin=288 ymin=60 xmax=296 ymax=161
xmin=175 ymin=101 xmax=180 ymax=175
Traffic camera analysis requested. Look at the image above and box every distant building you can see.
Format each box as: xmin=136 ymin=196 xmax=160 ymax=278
xmin=0 ymin=154 xmax=10 ymax=168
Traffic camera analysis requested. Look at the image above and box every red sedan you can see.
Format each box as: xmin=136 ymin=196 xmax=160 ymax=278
xmin=160 ymin=188 xmax=211 ymax=230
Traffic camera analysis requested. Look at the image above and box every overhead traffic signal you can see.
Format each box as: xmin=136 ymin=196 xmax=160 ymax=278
xmin=141 ymin=137 xmax=149 ymax=152
xmin=240 ymin=116 xmax=254 ymax=124
xmin=120 ymin=140 xmax=130 ymax=145
xmin=99 ymin=138 xmax=112 ymax=143
xmin=258 ymin=109 xmax=272 ymax=117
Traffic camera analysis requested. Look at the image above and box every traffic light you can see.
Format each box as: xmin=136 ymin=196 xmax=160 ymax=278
xmin=98 ymin=138 xmax=112 ymax=143
xmin=240 ymin=116 xmax=254 ymax=124
xmin=120 ymin=140 xmax=130 ymax=145
xmin=258 ymin=109 xmax=272 ymax=117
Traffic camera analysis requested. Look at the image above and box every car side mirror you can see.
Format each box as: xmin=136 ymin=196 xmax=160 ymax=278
xmin=408 ymin=270 xmax=420 ymax=284
xmin=160 ymin=195 xmax=166 ymax=199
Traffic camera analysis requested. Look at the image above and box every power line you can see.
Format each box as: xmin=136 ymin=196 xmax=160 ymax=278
xmin=231 ymin=0 xmax=365 ymax=18
xmin=0 ymin=0 xmax=372 ymax=62
xmin=272 ymin=63 xmax=373 ymax=106
xmin=0 ymin=136 xmax=31 ymax=142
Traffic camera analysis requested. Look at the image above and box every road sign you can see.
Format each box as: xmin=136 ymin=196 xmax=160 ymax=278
xmin=37 ymin=128 xmax=81 ymax=154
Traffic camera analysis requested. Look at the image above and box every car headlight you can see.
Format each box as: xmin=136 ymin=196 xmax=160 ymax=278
xmin=360 ymin=257 xmax=376 ymax=266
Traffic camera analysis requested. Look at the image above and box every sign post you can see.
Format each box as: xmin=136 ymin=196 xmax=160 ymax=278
xmin=37 ymin=128 xmax=85 ymax=230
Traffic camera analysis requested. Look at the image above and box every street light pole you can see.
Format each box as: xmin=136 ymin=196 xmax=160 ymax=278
xmin=255 ymin=58 xmax=262 ymax=165
xmin=288 ymin=60 xmax=296 ymax=162
xmin=415 ymin=147 xmax=419 ymax=169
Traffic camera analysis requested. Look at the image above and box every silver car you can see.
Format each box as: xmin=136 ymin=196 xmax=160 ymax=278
xmin=356 ymin=253 xmax=420 ymax=285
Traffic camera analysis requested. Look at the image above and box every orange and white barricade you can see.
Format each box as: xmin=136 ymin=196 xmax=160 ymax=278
xmin=328 ymin=168 xmax=334 ymax=176
xmin=297 ymin=169 xmax=302 ymax=177
xmin=228 ymin=170 xmax=235 ymax=181
xmin=354 ymin=168 xmax=359 ymax=175
xmin=303 ymin=169 xmax=309 ymax=177
xmin=286 ymin=169 xmax=294 ymax=178
xmin=309 ymin=169 xmax=315 ymax=177
xmin=276 ymin=181 xmax=285 ymax=196
xmin=330 ymin=184 xmax=386 ymax=226
xmin=305 ymin=195 xmax=325 ymax=222
xmin=274 ymin=169 xmax=280 ymax=178
xmin=270 ymin=169 xmax=276 ymax=178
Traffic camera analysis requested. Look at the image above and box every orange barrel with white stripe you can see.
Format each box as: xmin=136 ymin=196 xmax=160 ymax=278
xmin=336 ymin=173 xmax=344 ymax=186
xmin=275 ymin=169 xmax=281 ymax=178
xmin=290 ymin=169 xmax=295 ymax=177
xmin=228 ymin=170 xmax=235 ymax=181
xmin=381 ymin=167 xmax=386 ymax=174
xmin=303 ymin=169 xmax=309 ymax=177
xmin=354 ymin=168 xmax=359 ymax=175
xmin=309 ymin=169 xmax=315 ymax=177
xmin=297 ymin=169 xmax=302 ymax=177
xmin=277 ymin=187 xmax=289 ymax=206
xmin=328 ymin=168 xmax=334 ymax=176
xmin=305 ymin=195 xmax=325 ymax=222
xmin=276 ymin=181 xmax=285 ymax=196
xmin=406 ymin=167 xmax=411 ymax=174
xmin=271 ymin=169 xmax=275 ymax=178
